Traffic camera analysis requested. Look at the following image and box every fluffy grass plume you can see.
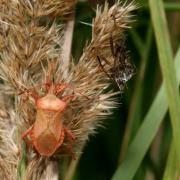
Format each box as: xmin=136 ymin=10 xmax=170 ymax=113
xmin=0 ymin=0 xmax=136 ymax=179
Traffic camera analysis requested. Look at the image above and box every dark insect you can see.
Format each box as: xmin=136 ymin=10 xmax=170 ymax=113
xmin=97 ymin=35 xmax=135 ymax=91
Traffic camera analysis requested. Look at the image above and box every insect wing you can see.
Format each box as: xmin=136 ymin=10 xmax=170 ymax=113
xmin=96 ymin=36 xmax=135 ymax=91
xmin=113 ymin=38 xmax=135 ymax=90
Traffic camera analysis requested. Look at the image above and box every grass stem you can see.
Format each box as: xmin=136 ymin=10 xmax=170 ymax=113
xmin=149 ymin=0 xmax=180 ymax=168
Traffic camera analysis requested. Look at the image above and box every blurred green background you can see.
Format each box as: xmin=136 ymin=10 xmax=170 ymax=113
xmin=69 ymin=0 xmax=180 ymax=179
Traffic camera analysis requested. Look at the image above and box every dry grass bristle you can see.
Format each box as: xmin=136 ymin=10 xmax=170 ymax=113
xmin=0 ymin=0 xmax=77 ymax=20
xmin=80 ymin=1 xmax=137 ymax=60
xmin=26 ymin=158 xmax=59 ymax=180
xmin=34 ymin=0 xmax=78 ymax=18
xmin=0 ymin=95 xmax=20 ymax=180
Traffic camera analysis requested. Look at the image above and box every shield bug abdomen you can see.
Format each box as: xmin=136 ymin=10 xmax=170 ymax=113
xmin=34 ymin=124 xmax=64 ymax=156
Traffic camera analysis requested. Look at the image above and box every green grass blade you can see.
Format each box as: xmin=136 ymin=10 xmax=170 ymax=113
xmin=111 ymin=46 xmax=180 ymax=180
xmin=17 ymin=142 xmax=26 ymax=180
xmin=149 ymin=0 xmax=180 ymax=165
xmin=119 ymin=23 xmax=153 ymax=162
xmin=163 ymin=143 xmax=179 ymax=180
xmin=163 ymin=3 xmax=180 ymax=11
xmin=143 ymin=3 xmax=180 ymax=11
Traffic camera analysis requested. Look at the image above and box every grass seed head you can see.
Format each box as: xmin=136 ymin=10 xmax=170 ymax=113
xmin=0 ymin=0 xmax=136 ymax=178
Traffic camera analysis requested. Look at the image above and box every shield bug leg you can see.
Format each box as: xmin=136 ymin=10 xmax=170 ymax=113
xmin=22 ymin=125 xmax=33 ymax=139
xmin=64 ymin=127 xmax=75 ymax=141
xmin=64 ymin=127 xmax=76 ymax=159
xmin=57 ymin=129 xmax=65 ymax=148
xmin=55 ymin=127 xmax=76 ymax=159
xmin=18 ymin=86 xmax=39 ymax=102
xmin=63 ymin=127 xmax=76 ymax=159
xmin=56 ymin=83 xmax=90 ymax=100
xmin=22 ymin=125 xmax=34 ymax=146
xmin=62 ymin=95 xmax=77 ymax=102
xmin=55 ymin=83 xmax=69 ymax=95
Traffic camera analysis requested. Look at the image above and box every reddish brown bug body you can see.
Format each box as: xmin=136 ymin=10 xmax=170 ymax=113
xmin=22 ymin=84 xmax=75 ymax=157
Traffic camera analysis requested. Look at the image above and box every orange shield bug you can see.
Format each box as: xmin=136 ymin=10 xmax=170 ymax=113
xmin=20 ymin=83 xmax=77 ymax=157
